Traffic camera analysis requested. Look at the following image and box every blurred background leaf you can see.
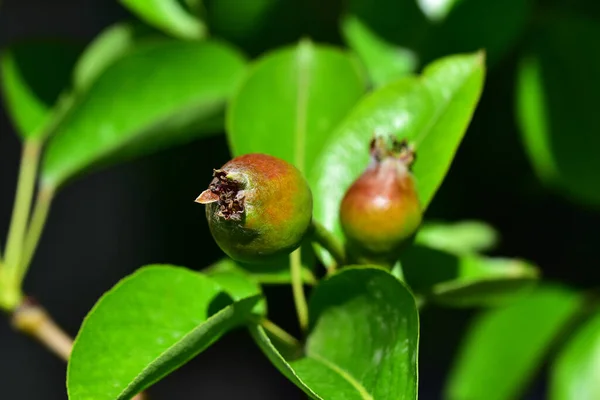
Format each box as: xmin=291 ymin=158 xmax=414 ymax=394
xmin=550 ymin=308 xmax=600 ymax=400
xmin=341 ymin=14 xmax=418 ymax=88
xmin=73 ymin=21 xmax=162 ymax=92
xmin=516 ymin=15 xmax=600 ymax=207
xmin=416 ymin=0 xmax=464 ymax=22
xmin=1 ymin=40 xmax=81 ymax=139
xmin=401 ymin=245 xmax=539 ymax=307
xmin=415 ymin=220 xmax=499 ymax=255
xmin=311 ymin=52 xmax=484 ymax=267
xmin=68 ymin=265 xmax=261 ymax=400
xmin=41 ymin=39 xmax=246 ymax=190
xmin=445 ymin=285 xmax=582 ymax=400
xmin=119 ymin=0 xmax=207 ymax=40
xmin=227 ymin=38 xmax=365 ymax=174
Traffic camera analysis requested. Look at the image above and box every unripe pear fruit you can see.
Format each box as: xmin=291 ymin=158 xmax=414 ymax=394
xmin=339 ymin=136 xmax=422 ymax=264
xmin=196 ymin=153 xmax=313 ymax=264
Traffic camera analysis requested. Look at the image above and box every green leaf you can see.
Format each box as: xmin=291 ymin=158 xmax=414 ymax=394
xmin=516 ymin=16 xmax=600 ymax=206
xmin=73 ymin=22 xmax=160 ymax=92
xmin=252 ymin=267 xmax=419 ymax=399
xmin=551 ymin=310 xmax=600 ymax=400
xmin=1 ymin=40 xmax=81 ymax=139
xmin=401 ymin=245 xmax=539 ymax=307
xmin=341 ymin=15 xmax=417 ymax=88
xmin=41 ymin=40 xmax=246 ymax=190
xmin=119 ymin=0 xmax=206 ymax=40
xmin=311 ymin=52 xmax=484 ymax=266
xmin=227 ymin=39 xmax=366 ymax=174
xmin=415 ymin=220 xmax=499 ymax=255
xmin=67 ymin=265 xmax=261 ymax=400
xmin=445 ymin=286 xmax=582 ymax=400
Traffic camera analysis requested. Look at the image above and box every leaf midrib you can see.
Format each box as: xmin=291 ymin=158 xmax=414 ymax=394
xmin=294 ymin=41 xmax=312 ymax=173
xmin=309 ymin=352 xmax=375 ymax=400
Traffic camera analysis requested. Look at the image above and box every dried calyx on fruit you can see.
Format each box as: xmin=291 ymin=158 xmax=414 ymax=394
xmin=339 ymin=135 xmax=422 ymax=265
xmin=196 ymin=153 xmax=313 ymax=264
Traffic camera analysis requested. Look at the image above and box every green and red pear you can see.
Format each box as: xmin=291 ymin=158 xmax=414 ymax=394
xmin=196 ymin=153 xmax=313 ymax=264
xmin=339 ymin=136 xmax=422 ymax=264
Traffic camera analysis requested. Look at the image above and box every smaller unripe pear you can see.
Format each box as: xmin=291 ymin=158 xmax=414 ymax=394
xmin=339 ymin=136 xmax=422 ymax=264
xmin=196 ymin=153 xmax=313 ymax=264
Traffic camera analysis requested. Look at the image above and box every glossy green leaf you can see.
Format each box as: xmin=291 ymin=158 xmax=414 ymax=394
xmin=1 ymin=41 xmax=80 ymax=139
xmin=73 ymin=22 xmax=161 ymax=92
xmin=516 ymin=16 xmax=600 ymax=205
xmin=401 ymin=245 xmax=538 ymax=307
xmin=67 ymin=265 xmax=261 ymax=400
xmin=446 ymin=286 xmax=582 ymax=400
xmin=41 ymin=40 xmax=246 ymax=189
xmin=415 ymin=220 xmax=499 ymax=255
xmin=227 ymin=39 xmax=365 ymax=174
xmin=551 ymin=310 xmax=600 ymax=400
xmin=120 ymin=0 xmax=206 ymax=40
xmin=420 ymin=0 xmax=533 ymax=65
xmin=311 ymin=52 xmax=484 ymax=266
xmin=252 ymin=267 xmax=419 ymax=399
xmin=341 ymin=15 xmax=417 ymax=87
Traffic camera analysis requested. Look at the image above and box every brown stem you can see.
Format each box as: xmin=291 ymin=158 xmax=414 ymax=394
xmin=11 ymin=299 xmax=147 ymax=400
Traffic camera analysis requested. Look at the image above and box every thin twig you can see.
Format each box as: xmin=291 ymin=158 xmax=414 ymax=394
xmin=311 ymin=220 xmax=346 ymax=274
xmin=11 ymin=298 xmax=147 ymax=399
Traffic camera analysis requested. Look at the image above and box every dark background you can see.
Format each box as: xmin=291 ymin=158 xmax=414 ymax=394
xmin=1 ymin=0 xmax=599 ymax=399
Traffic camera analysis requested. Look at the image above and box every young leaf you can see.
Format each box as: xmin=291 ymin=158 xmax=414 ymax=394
xmin=41 ymin=40 xmax=246 ymax=190
xmin=550 ymin=310 xmax=600 ymax=400
xmin=341 ymin=15 xmax=418 ymax=87
xmin=1 ymin=40 xmax=80 ymax=139
xmin=67 ymin=265 xmax=261 ymax=400
xmin=73 ymin=22 xmax=161 ymax=92
xmin=227 ymin=39 xmax=366 ymax=174
xmin=252 ymin=267 xmax=419 ymax=399
xmin=445 ymin=286 xmax=582 ymax=400
xmin=415 ymin=220 xmax=499 ymax=255
xmin=516 ymin=16 xmax=600 ymax=206
xmin=401 ymin=245 xmax=539 ymax=307
xmin=311 ymin=52 xmax=484 ymax=266
xmin=119 ymin=0 xmax=206 ymax=40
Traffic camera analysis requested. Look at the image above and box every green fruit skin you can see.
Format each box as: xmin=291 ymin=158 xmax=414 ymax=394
xmin=339 ymin=157 xmax=422 ymax=264
xmin=205 ymin=153 xmax=313 ymax=264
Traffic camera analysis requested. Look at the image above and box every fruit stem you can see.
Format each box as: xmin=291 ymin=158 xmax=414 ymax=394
xmin=290 ymin=248 xmax=309 ymax=332
xmin=2 ymin=139 xmax=42 ymax=307
xmin=260 ymin=318 xmax=301 ymax=348
xmin=311 ymin=220 xmax=346 ymax=274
